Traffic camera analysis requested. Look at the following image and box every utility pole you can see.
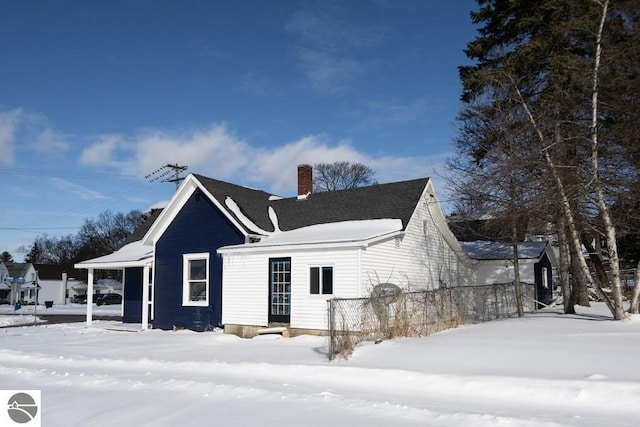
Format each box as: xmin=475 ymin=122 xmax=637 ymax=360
xmin=145 ymin=164 xmax=188 ymax=192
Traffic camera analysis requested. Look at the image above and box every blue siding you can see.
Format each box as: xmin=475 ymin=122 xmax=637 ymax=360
xmin=153 ymin=188 xmax=244 ymax=331
xmin=123 ymin=267 xmax=143 ymax=324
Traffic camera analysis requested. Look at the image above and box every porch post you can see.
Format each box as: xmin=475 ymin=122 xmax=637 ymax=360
xmin=121 ymin=269 xmax=126 ymax=318
xmin=86 ymin=268 xmax=94 ymax=326
xmin=142 ymin=264 xmax=150 ymax=330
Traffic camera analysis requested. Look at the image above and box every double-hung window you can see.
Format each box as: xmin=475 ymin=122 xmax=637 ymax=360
xmin=183 ymin=253 xmax=209 ymax=306
xmin=310 ymin=266 xmax=333 ymax=295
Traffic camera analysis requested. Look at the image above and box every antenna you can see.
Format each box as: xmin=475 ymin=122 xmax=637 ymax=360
xmin=145 ymin=164 xmax=189 ymax=191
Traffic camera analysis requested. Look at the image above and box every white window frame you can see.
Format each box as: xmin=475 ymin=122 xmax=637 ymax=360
xmin=309 ymin=265 xmax=334 ymax=296
xmin=182 ymin=252 xmax=210 ymax=307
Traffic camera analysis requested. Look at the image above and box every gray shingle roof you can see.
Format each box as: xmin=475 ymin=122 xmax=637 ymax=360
xmin=3 ymin=262 xmax=31 ymax=279
xmin=460 ymin=241 xmax=548 ymax=260
xmin=194 ymin=174 xmax=277 ymax=233
xmin=34 ymin=264 xmax=87 ymax=281
xmin=195 ymin=173 xmax=429 ymax=233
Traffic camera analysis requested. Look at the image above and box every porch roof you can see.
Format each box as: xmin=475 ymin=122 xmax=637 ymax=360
xmin=75 ymin=241 xmax=153 ymax=270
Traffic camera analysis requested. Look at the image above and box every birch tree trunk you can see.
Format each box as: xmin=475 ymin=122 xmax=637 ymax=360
xmin=630 ymin=260 xmax=640 ymax=314
xmin=589 ymin=0 xmax=626 ymax=320
xmin=513 ymin=83 xmax=616 ymax=317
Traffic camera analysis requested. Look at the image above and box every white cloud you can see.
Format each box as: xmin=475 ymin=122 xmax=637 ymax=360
xmin=286 ymin=7 xmax=382 ymax=51
xmin=81 ymin=124 xmax=250 ymax=180
xmin=79 ymin=135 xmax=125 ymax=167
xmin=32 ymin=127 xmax=71 ymax=153
xmin=0 ymin=108 xmax=71 ymax=165
xmin=285 ymin=5 xmax=383 ymax=94
xmin=132 ymin=125 xmax=250 ymax=179
xmin=80 ymin=123 xmax=446 ymax=197
xmin=0 ymin=109 xmax=22 ymax=166
xmin=50 ymin=177 xmax=107 ymax=201
xmin=250 ymin=135 xmax=367 ymax=193
xmin=294 ymin=47 xmax=368 ymax=94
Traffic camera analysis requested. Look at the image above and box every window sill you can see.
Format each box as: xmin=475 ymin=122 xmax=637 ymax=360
xmin=182 ymin=301 xmax=209 ymax=307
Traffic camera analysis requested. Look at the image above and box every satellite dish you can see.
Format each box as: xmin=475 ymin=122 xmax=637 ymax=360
xmin=370 ymin=283 xmax=402 ymax=333
xmin=371 ymin=283 xmax=402 ymax=305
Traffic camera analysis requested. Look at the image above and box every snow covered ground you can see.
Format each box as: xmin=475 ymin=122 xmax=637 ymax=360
xmin=1 ymin=303 xmax=639 ymax=426
xmin=0 ymin=304 xmax=121 ymax=327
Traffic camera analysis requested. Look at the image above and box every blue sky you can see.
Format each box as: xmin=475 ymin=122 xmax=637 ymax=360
xmin=0 ymin=0 xmax=479 ymax=259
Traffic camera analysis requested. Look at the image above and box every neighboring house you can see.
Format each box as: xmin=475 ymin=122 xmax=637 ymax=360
xmin=34 ymin=264 xmax=88 ymax=305
xmin=0 ymin=263 xmax=8 ymax=281
xmin=1 ymin=262 xmax=37 ymax=304
xmin=0 ymin=263 xmax=9 ymax=303
xmin=77 ymin=165 xmax=472 ymax=334
xmin=460 ymin=241 xmax=555 ymax=305
xmin=0 ymin=262 xmax=11 ymax=304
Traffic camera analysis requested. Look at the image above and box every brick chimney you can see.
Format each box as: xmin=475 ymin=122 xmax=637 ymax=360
xmin=297 ymin=164 xmax=313 ymax=197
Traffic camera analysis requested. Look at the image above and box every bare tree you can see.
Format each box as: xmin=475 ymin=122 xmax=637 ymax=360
xmin=313 ymin=161 xmax=376 ymax=192
xmin=449 ymin=86 xmax=543 ymax=317
xmin=76 ymin=210 xmax=144 ymax=259
xmin=20 ymin=209 xmax=145 ymax=266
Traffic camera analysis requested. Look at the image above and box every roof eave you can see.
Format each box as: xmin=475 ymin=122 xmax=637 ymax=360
xmin=217 ymin=230 xmax=404 ymax=255
xmin=142 ymin=174 xmax=250 ymax=245
xmin=74 ymin=258 xmax=153 ymax=270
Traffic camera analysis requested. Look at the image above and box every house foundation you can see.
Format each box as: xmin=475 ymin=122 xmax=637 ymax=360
xmin=223 ymin=324 xmax=328 ymax=338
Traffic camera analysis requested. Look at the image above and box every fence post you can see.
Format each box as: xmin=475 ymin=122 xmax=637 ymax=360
xmin=327 ymin=299 xmax=335 ymax=361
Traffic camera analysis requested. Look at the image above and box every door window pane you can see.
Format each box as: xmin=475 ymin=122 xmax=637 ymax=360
xmin=270 ymin=259 xmax=291 ymax=317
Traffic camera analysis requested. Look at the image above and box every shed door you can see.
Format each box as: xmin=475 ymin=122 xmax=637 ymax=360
xmin=269 ymin=258 xmax=291 ymax=324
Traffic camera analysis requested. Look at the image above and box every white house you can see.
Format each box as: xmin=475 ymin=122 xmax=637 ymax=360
xmin=0 ymin=263 xmax=10 ymax=303
xmin=218 ymin=168 xmax=472 ymax=336
xmin=34 ymin=265 xmax=88 ymax=305
xmin=76 ymin=165 xmax=472 ymax=334
xmin=460 ymin=241 xmax=555 ymax=305
xmin=1 ymin=262 xmax=37 ymax=305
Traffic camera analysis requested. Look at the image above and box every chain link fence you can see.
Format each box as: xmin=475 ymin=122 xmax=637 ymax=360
xmin=327 ymin=282 xmax=536 ymax=360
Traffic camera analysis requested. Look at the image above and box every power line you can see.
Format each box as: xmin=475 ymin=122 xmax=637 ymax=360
xmin=0 ymin=226 xmax=80 ymax=231
xmin=0 ymin=166 xmax=141 ymax=181
xmin=2 ymin=172 xmax=169 ymax=233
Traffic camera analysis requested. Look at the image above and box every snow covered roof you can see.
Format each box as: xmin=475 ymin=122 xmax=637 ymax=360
xmin=218 ymin=219 xmax=403 ymax=252
xmin=460 ymin=241 xmax=548 ymax=260
xmin=75 ymin=241 xmax=153 ymax=269
xmin=195 ymin=174 xmax=429 ymax=234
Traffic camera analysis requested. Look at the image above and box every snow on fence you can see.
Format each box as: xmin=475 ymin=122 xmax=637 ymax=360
xmin=327 ymin=282 xmax=536 ymax=360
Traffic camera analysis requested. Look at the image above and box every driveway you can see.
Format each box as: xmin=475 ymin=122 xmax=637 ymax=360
xmin=0 ymin=314 xmax=122 ymax=328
